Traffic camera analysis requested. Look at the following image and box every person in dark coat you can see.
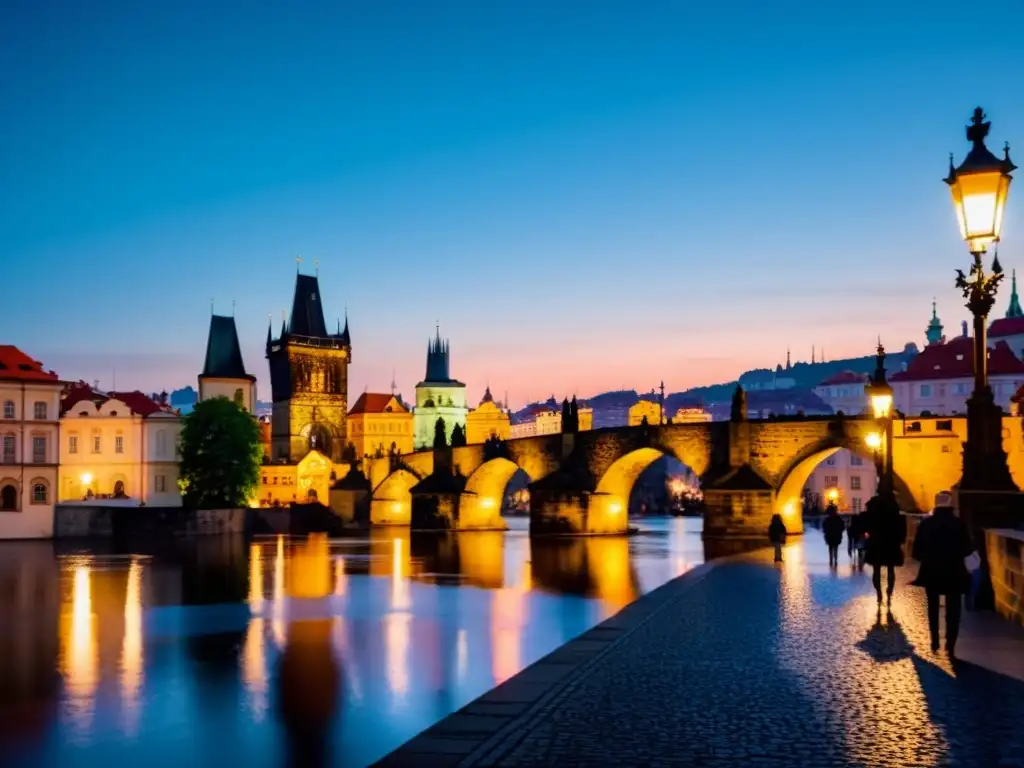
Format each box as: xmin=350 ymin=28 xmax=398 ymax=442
xmin=768 ymin=513 xmax=787 ymax=563
xmin=863 ymin=495 xmax=907 ymax=605
xmin=911 ymin=491 xmax=975 ymax=655
xmin=822 ymin=504 xmax=845 ymax=567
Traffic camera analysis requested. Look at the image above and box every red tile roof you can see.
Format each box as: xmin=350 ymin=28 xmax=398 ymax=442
xmin=890 ymin=337 xmax=1024 ymax=382
xmin=61 ymin=383 xmax=170 ymax=417
xmin=348 ymin=392 xmax=406 ymax=416
xmin=817 ymin=370 xmax=868 ymax=386
xmin=989 ymin=316 xmax=1024 ymax=338
xmin=0 ymin=346 xmax=60 ymax=383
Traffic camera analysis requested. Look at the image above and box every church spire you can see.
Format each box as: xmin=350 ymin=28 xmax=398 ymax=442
xmin=786 ymin=347 xmax=791 ymax=370
xmin=926 ymin=298 xmax=944 ymax=345
xmin=1007 ymin=270 xmax=1023 ymax=318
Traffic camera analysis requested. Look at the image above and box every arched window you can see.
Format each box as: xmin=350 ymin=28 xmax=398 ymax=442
xmin=33 ymin=402 xmax=47 ymax=420
xmin=0 ymin=484 xmax=17 ymax=510
xmin=307 ymin=489 xmax=318 ymax=501
xmin=156 ymin=430 xmax=167 ymax=458
xmin=233 ymin=388 xmax=244 ymax=407
xmin=113 ymin=480 xmax=126 ymax=497
xmin=2 ymin=401 xmax=14 ymax=419
xmin=31 ymin=481 xmax=48 ymax=504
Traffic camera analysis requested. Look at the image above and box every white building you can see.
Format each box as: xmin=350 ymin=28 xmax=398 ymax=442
xmin=814 ymin=370 xmax=869 ymax=416
xmin=59 ymin=383 xmax=183 ymax=506
xmin=0 ymin=346 xmax=62 ymax=539
xmin=803 ymin=449 xmax=877 ymax=514
xmin=413 ymin=329 xmax=468 ymax=448
xmin=509 ymin=399 xmax=593 ymax=438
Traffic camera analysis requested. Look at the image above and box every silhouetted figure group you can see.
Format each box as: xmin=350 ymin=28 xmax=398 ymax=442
xmin=822 ymin=504 xmax=844 ymax=567
xmin=911 ymin=491 xmax=976 ymax=656
xmin=768 ymin=514 xmax=787 ymax=562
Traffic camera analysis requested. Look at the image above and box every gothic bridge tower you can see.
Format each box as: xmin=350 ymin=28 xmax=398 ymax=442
xmin=266 ymin=269 xmax=351 ymax=462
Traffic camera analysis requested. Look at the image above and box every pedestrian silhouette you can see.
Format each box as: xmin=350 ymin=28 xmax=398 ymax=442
xmin=863 ymin=495 xmax=907 ymax=606
xmin=768 ymin=513 xmax=787 ymax=563
xmin=910 ymin=490 xmax=975 ymax=656
xmin=822 ymin=504 xmax=844 ymax=568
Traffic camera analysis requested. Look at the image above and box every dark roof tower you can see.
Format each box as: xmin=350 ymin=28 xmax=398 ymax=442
xmin=1006 ymin=270 xmax=1023 ymax=318
xmin=201 ymin=315 xmax=255 ymax=381
xmin=288 ymin=273 xmax=329 ymax=338
xmin=424 ymin=324 xmax=453 ymax=383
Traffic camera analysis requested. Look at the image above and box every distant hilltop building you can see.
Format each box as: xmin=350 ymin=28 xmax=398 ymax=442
xmin=510 ymin=396 xmax=592 ymax=438
xmin=413 ymin=326 xmax=467 ymax=449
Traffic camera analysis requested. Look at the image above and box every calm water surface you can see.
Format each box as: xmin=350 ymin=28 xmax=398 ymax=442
xmin=0 ymin=517 xmax=704 ymax=767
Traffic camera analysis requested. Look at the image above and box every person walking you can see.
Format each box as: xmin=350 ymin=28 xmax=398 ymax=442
xmin=822 ymin=504 xmax=845 ymax=568
xmin=863 ymin=495 xmax=907 ymax=606
xmin=768 ymin=513 xmax=787 ymax=563
xmin=911 ymin=491 xmax=976 ymax=656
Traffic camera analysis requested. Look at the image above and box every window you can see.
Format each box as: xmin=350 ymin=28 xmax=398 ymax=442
xmin=31 ymin=482 xmax=47 ymax=504
xmin=33 ymin=402 xmax=47 ymax=420
xmin=1 ymin=436 xmax=13 ymax=464
xmin=920 ymin=384 xmax=932 ymax=397
xmin=68 ymin=435 xmax=78 ymax=454
xmin=32 ymin=436 xmax=46 ymax=464
xmin=851 ymin=497 xmax=863 ymax=513
xmin=824 ymin=475 xmax=839 ymax=487
xmin=115 ymin=435 xmax=124 ymax=454
xmin=850 ymin=476 xmax=862 ymax=490
xmin=850 ymin=454 xmax=863 ymax=466
xmin=156 ymin=430 xmax=167 ymax=458
xmin=2 ymin=401 xmax=13 ymax=419
xmin=825 ymin=457 xmax=836 ymax=466
xmin=92 ymin=433 xmax=101 ymax=453
xmin=941 ymin=444 xmax=951 ymax=453
xmin=0 ymin=484 xmax=16 ymax=510
xmin=155 ymin=475 xmax=166 ymax=493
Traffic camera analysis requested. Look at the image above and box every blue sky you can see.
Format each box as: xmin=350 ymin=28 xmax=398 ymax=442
xmin=3 ymin=1 xmax=1023 ymax=405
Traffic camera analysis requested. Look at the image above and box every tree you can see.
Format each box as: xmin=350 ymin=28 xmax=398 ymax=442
xmin=451 ymin=423 xmax=467 ymax=447
xmin=433 ymin=416 xmax=448 ymax=449
xmin=178 ymin=397 xmax=262 ymax=509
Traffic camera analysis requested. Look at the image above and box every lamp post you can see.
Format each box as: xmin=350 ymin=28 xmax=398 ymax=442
xmin=865 ymin=341 xmax=895 ymax=501
xmin=946 ymin=107 xmax=1017 ymax=491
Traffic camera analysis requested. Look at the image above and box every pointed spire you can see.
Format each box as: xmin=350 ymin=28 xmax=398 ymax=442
xmin=1007 ymin=269 xmax=1023 ymax=318
xmin=926 ymin=297 xmax=945 ymax=345
xmin=280 ymin=309 xmax=287 ymax=337
xmin=391 ymin=368 xmax=397 ymax=395
xmin=339 ymin=307 xmax=351 ymax=346
xmin=211 ymin=297 xmax=215 ymax=315
xmin=786 ymin=347 xmax=791 ymax=370
xmin=812 ymin=345 xmax=816 ymax=364
xmin=266 ymin=313 xmax=273 ymax=346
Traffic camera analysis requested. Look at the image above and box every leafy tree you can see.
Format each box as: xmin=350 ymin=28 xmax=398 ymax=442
xmin=451 ymin=423 xmax=467 ymax=447
xmin=178 ymin=397 xmax=262 ymax=509
xmin=433 ymin=416 xmax=448 ymax=449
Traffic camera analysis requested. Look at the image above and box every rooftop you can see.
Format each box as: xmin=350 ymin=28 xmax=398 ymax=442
xmin=0 ymin=346 xmax=60 ymax=383
xmin=61 ymin=382 xmax=175 ymax=417
xmin=890 ymin=336 xmax=1024 ymax=382
xmin=817 ymin=370 xmax=869 ymax=386
xmin=348 ymin=392 xmax=407 ymax=416
xmin=989 ymin=315 xmax=1024 ymax=339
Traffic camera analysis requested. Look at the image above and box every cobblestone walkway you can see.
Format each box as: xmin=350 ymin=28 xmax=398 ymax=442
xmin=381 ymin=535 xmax=1024 ymax=768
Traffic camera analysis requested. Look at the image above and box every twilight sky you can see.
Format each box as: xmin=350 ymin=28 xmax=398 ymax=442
xmin=3 ymin=1 xmax=1024 ymax=406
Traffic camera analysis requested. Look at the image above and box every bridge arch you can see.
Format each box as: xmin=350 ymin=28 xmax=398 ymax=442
xmin=370 ymin=467 xmax=422 ymax=526
xmin=591 ymin=445 xmax=701 ymax=533
xmin=460 ymin=457 xmax=534 ymax=529
xmin=774 ymin=439 xmax=919 ymax=521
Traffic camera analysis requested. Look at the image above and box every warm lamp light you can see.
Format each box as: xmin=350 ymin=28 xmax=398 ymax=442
xmin=946 ymin=108 xmax=1015 ymax=254
xmin=869 ymin=392 xmax=893 ymax=420
xmin=608 ymin=501 xmax=623 ymax=515
xmin=865 ymin=432 xmax=882 ymax=450
xmin=80 ymin=472 xmax=93 ymax=486
xmin=825 ymin=488 xmax=839 ymax=502
xmin=480 ymin=497 xmax=495 ymax=509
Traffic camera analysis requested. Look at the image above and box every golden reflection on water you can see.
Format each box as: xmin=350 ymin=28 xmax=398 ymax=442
xmin=390 ymin=536 xmax=410 ymax=611
xmin=272 ymin=536 xmax=287 ymax=649
xmin=242 ymin=618 xmax=268 ymax=722
xmin=456 ymin=628 xmax=469 ymax=684
xmin=248 ymin=543 xmax=264 ymax=612
xmin=333 ymin=557 xmax=347 ymax=596
xmin=61 ymin=564 xmax=98 ymax=734
xmin=289 ymin=534 xmax=331 ymax=599
xmin=384 ymin=611 xmax=411 ymax=702
xmin=120 ymin=558 xmax=144 ymax=735
xmin=490 ymin=587 xmax=524 ymax=684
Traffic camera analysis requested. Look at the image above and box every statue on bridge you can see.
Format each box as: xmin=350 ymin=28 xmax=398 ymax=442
xmin=731 ymin=385 xmax=748 ymax=422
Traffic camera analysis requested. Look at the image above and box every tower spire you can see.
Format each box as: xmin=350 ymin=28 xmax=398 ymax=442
xmin=1007 ymin=269 xmax=1023 ymax=318
xmin=926 ymin=297 xmax=944 ymax=345
xmin=786 ymin=347 xmax=791 ymax=370
xmin=812 ymin=345 xmax=815 ymax=364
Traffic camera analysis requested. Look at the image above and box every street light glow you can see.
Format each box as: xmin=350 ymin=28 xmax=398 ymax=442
xmin=870 ymin=393 xmax=893 ymax=420
xmin=865 ymin=432 xmax=882 ymax=450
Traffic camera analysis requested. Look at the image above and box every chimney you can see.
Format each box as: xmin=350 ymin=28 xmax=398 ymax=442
xmin=962 ymin=320 xmax=969 ymax=338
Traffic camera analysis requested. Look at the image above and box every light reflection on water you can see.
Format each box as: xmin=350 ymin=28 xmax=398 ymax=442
xmin=0 ymin=516 xmax=705 ymax=767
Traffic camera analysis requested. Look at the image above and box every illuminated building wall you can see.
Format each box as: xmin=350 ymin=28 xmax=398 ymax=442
xmin=346 ymin=393 xmax=414 ymax=458
xmin=256 ymin=450 xmax=336 ymax=506
xmin=413 ymin=328 xmax=467 ymax=449
xmin=465 ymin=389 xmax=510 ymax=444
xmin=628 ymin=399 xmax=663 ymax=426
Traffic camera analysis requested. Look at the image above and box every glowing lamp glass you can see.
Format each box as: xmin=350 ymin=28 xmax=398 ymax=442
xmin=870 ymin=393 xmax=893 ymax=420
xmin=826 ymin=488 xmax=839 ymax=502
xmin=949 ymin=169 xmax=1012 ymax=253
xmin=80 ymin=472 xmax=93 ymax=486
xmin=865 ymin=432 xmax=882 ymax=450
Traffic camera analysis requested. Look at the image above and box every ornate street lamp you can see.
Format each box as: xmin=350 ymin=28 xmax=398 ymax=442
xmin=946 ymin=108 xmax=1018 ymax=491
xmin=865 ymin=342 xmax=895 ymax=498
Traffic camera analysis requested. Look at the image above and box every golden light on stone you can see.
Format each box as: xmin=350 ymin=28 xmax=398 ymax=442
xmin=80 ymin=472 xmax=93 ymax=486
xmin=865 ymin=432 xmax=882 ymax=450
xmin=825 ymin=488 xmax=839 ymax=502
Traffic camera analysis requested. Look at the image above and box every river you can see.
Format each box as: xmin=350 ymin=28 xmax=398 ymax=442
xmin=0 ymin=516 xmax=705 ymax=767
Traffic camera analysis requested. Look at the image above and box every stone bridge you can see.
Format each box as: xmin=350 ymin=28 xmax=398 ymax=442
xmin=361 ymin=414 xmax=1024 ymax=540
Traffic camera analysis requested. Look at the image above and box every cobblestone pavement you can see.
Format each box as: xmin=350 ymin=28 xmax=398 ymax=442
xmin=460 ymin=537 xmax=1024 ymax=768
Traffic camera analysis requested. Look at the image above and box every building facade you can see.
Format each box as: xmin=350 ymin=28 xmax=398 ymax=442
xmin=803 ymin=449 xmax=877 ymax=514
xmin=266 ymin=272 xmax=351 ymax=462
xmin=891 ymin=335 xmax=1024 ymax=415
xmin=672 ymin=403 xmax=711 ymax=424
xmin=198 ymin=313 xmax=257 ymax=412
xmin=813 ymin=370 xmax=869 ymax=416
xmin=628 ymin=398 xmax=664 ymax=426
xmin=465 ymin=388 xmax=510 ymax=444
xmin=509 ymin=398 xmax=593 ymax=438
xmin=59 ymin=384 xmax=183 ymax=506
xmin=0 ymin=347 xmax=62 ymax=539
xmin=257 ymin=449 xmax=334 ymax=507
xmin=347 ymin=392 xmax=414 ymax=458
xmin=413 ymin=328 xmax=467 ymax=449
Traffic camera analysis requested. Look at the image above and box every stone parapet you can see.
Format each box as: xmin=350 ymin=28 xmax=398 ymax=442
xmin=986 ymin=528 xmax=1024 ymax=626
